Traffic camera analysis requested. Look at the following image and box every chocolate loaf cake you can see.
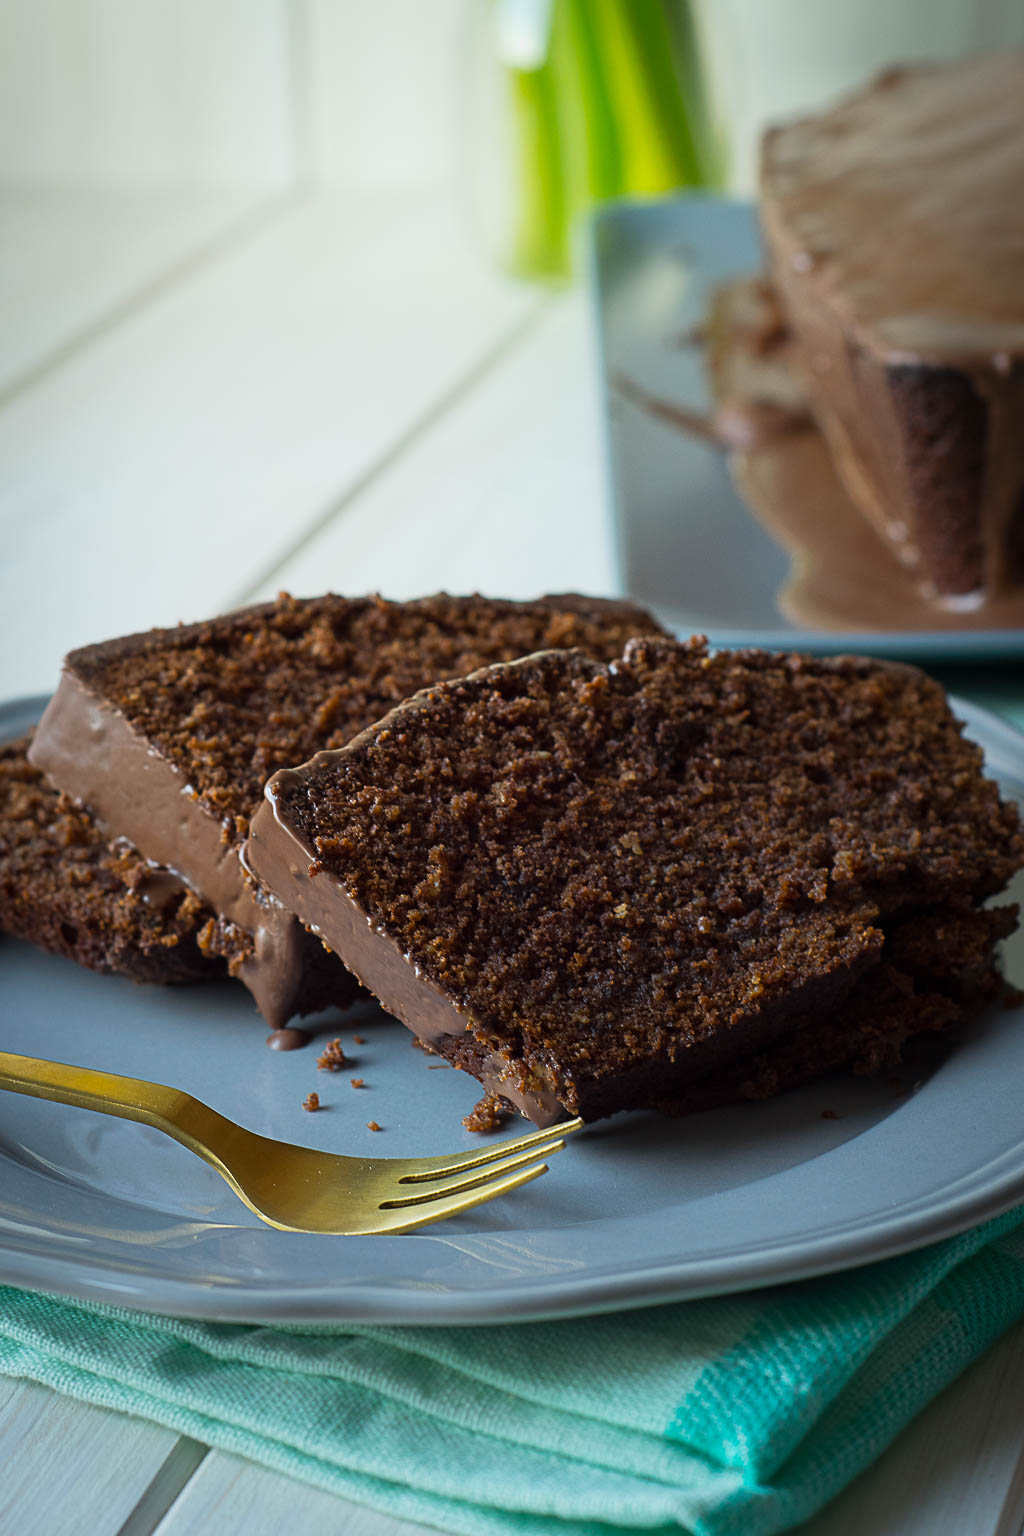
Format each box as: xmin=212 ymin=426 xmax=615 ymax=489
xmin=760 ymin=53 xmax=1024 ymax=606
xmin=30 ymin=593 xmax=666 ymax=1027
xmin=0 ymin=736 xmax=223 ymax=984
xmin=247 ymin=637 xmax=1023 ymax=1124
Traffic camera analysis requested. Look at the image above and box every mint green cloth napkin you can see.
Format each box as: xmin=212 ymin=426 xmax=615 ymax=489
xmin=4 ymin=1207 xmax=1024 ymax=1535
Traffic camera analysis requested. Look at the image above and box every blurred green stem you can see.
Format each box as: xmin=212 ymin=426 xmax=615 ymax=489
xmin=589 ymin=0 xmax=702 ymax=190
xmin=508 ymin=59 xmax=566 ymax=276
xmin=502 ymin=0 xmax=713 ymax=279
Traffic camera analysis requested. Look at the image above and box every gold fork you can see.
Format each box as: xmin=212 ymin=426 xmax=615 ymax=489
xmin=0 ymin=1050 xmax=582 ymax=1234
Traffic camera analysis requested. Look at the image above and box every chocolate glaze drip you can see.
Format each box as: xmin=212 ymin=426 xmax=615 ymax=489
xmin=614 ymin=372 xmax=806 ymax=453
xmin=266 ymin=1027 xmax=311 ymax=1051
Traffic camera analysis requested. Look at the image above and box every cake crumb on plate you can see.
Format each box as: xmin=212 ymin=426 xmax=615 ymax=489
xmin=317 ymin=1038 xmax=348 ymax=1071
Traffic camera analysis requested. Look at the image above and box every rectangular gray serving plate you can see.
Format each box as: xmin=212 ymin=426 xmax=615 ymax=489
xmin=3 ymin=693 xmax=1024 ymax=1325
xmin=589 ymin=194 xmax=1024 ymax=660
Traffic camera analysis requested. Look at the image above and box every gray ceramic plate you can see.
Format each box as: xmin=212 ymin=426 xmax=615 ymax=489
xmin=590 ymin=195 xmax=1024 ymax=660
xmin=3 ymin=692 xmax=1024 ymax=1324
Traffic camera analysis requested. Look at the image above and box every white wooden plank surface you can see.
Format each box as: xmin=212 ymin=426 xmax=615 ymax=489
xmin=303 ymin=0 xmax=469 ymax=189
xmin=0 ymin=0 xmax=475 ymax=194
xmin=798 ymin=1318 xmax=1024 ymax=1535
xmin=0 ymin=1379 xmax=185 ymax=1536
xmin=154 ymin=1452 xmax=442 ymax=1536
xmin=0 ymin=187 xmax=541 ymax=700
xmin=0 ymin=0 xmax=295 ymax=187
xmin=261 ymin=292 xmax=615 ymax=604
xmin=0 ymin=188 xmax=273 ymax=401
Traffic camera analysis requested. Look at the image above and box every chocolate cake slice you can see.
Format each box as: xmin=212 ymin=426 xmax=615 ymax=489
xmin=30 ymin=593 xmax=666 ymax=1027
xmin=760 ymin=53 xmax=1024 ymax=606
xmin=247 ymin=637 xmax=1023 ymax=1124
xmin=0 ymin=736 xmax=223 ymax=984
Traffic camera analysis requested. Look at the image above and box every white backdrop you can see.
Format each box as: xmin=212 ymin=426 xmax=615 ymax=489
xmin=0 ymin=0 xmax=468 ymax=192
xmin=3 ymin=0 xmax=1023 ymax=198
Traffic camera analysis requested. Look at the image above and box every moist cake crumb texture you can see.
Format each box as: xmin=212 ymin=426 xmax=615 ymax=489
xmin=267 ymin=636 xmax=1023 ymax=1119
xmin=0 ymin=735 xmax=222 ymax=985
xmin=677 ymin=902 xmax=1017 ymax=1112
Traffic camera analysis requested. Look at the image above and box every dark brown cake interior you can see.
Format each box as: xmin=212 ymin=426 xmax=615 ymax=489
xmin=0 ymin=735 xmax=222 ymax=985
xmin=269 ymin=637 xmax=1023 ymax=1118
xmin=678 ymin=902 xmax=1017 ymax=1113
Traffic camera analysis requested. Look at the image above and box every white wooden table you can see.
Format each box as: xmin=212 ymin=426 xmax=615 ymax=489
xmin=2 ymin=183 xmax=1023 ymax=1536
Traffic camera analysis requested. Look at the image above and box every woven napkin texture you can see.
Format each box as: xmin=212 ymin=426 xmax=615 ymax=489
xmin=3 ymin=1207 xmax=1024 ymax=1536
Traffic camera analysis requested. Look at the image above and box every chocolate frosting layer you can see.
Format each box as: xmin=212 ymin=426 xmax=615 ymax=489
xmin=29 ymin=667 xmax=312 ymax=1027
xmin=704 ymin=276 xmax=1024 ymax=630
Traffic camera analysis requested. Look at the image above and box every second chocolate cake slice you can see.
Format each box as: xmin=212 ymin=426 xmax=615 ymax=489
xmin=247 ymin=638 xmax=1023 ymax=1123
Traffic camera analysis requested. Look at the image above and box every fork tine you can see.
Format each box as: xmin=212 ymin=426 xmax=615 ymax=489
xmin=375 ymin=1161 xmax=549 ymax=1233
xmin=383 ymin=1141 xmax=567 ymax=1208
xmin=398 ymin=1115 xmax=584 ymax=1183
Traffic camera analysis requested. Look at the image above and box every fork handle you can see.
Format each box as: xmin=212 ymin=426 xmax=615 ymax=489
xmin=0 ymin=1049 xmax=226 ymax=1159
